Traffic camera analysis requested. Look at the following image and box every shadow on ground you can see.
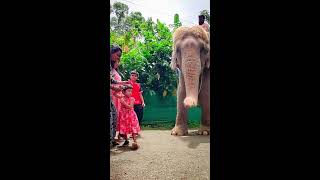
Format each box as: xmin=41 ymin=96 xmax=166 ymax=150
xmin=110 ymin=136 xmax=142 ymax=156
xmin=110 ymin=146 xmax=135 ymax=156
xmin=177 ymin=131 xmax=210 ymax=149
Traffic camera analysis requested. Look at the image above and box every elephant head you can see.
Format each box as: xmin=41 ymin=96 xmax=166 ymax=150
xmin=171 ymin=26 xmax=210 ymax=108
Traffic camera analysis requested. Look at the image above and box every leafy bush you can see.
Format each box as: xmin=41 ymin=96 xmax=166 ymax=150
xmin=110 ymin=5 xmax=178 ymax=97
xmin=110 ymin=2 xmax=209 ymax=98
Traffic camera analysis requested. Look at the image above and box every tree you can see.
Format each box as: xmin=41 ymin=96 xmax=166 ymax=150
xmin=125 ymin=11 xmax=145 ymax=42
xmin=126 ymin=12 xmax=145 ymax=25
xmin=110 ymin=17 xmax=118 ymax=30
xmin=200 ymin=10 xmax=210 ymax=24
xmin=110 ymin=3 xmax=177 ymax=97
xmin=112 ymin=2 xmax=129 ymax=34
xmin=173 ymin=14 xmax=182 ymax=30
xmin=113 ymin=2 xmax=129 ymax=24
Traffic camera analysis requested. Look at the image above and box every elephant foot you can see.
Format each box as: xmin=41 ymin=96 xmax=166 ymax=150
xmin=198 ymin=125 xmax=210 ymax=135
xmin=171 ymin=125 xmax=188 ymax=136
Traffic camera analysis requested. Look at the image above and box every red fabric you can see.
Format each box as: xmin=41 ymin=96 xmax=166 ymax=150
xmin=117 ymin=96 xmax=141 ymax=135
xmin=128 ymin=80 xmax=142 ymax=105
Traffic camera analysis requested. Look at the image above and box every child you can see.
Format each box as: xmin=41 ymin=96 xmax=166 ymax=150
xmin=128 ymin=70 xmax=145 ymax=126
xmin=118 ymin=85 xmax=141 ymax=149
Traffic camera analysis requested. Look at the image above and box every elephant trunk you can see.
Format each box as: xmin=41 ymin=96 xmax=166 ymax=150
xmin=181 ymin=54 xmax=201 ymax=108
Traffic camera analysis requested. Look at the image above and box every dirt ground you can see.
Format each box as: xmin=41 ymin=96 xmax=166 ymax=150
xmin=110 ymin=130 xmax=210 ymax=180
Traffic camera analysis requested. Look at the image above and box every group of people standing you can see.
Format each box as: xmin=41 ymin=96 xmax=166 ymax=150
xmin=110 ymin=45 xmax=145 ymax=149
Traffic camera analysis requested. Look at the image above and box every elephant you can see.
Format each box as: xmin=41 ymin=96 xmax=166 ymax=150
xmin=170 ymin=25 xmax=210 ymax=136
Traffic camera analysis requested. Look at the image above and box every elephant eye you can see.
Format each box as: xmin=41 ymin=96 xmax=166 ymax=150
xmin=200 ymin=40 xmax=209 ymax=54
xmin=201 ymin=47 xmax=208 ymax=54
xmin=176 ymin=47 xmax=181 ymax=53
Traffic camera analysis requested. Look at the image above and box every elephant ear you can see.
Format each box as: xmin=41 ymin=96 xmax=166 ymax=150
xmin=201 ymin=42 xmax=210 ymax=69
xmin=205 ymin=46 xmax=210 ymax=69
xmin=170 ymin=45 xmax=178 ymax=70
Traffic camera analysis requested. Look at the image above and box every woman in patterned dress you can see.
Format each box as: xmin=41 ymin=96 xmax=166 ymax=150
xmin=110 ymin=45 xmax=124 ymax=141
xmin=110 ymin=64 xmax=120 ymax=147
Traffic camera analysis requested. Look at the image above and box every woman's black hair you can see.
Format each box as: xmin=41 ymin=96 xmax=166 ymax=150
xmin=110 ymin=58 xmax=116 ymax=69
xmin=110 ymin=45 xmax=124 ymax=78
xmin=110 ymin=45 xmax=122 ymax=56
xmin=110 ymin=45 xmax=122 ymax=68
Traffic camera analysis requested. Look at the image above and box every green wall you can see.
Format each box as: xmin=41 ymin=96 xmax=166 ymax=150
xmin=142 ymin=93 xmax=201 ymax=127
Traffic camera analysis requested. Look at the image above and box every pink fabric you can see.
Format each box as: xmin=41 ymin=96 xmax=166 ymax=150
xmin=111 ymin=69 xmax=121 ymax=81
xmin=118 ymin=97 xmax=141 ymax=135
xmin=111 ymin=69 xmax=122 ymax=114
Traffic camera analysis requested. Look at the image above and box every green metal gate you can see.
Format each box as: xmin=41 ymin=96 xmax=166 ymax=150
xmin=142 ymin=93 xmax=201 ymax=128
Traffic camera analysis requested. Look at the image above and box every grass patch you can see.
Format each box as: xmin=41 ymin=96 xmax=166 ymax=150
xmin=140 ymin=120 xmax=200 ymax=130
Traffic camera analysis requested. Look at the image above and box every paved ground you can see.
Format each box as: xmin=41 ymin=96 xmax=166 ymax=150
xmin=110 ymin=130 xmax=210 ymax=180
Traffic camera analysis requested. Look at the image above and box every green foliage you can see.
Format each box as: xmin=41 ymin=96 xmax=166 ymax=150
xmin=112 ymin=2 xmax=129 ymax=22
xmin=200 ymin=10 xmax=210 ymax=24
xmin=173 ymin=14 xmax=182 ymax=30
xmin=111 ymin=2 xmax=129 ymax=34
xmin=110 ymin=2 xmax=178 ymax=98
xmin=126 ymin=12 xmax=145 ymax=26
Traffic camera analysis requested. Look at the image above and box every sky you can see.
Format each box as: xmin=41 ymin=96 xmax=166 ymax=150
xmin=110 ymin=0 xmax=210 ymax=27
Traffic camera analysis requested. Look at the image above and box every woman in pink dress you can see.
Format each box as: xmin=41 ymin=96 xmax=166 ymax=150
xmin=110 ymin=45 xmax=124 ymax=141
xmin=118 ymin=85 xmax=140 ymax=149
xmin=111 ymin=60 xmax=122 ymax=110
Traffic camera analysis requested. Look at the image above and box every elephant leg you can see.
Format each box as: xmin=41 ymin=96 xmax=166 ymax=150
xmin=198 ymin=70 xmax=210 ymax=135
xmin=172 ymin=77 xmax=188 ymax=136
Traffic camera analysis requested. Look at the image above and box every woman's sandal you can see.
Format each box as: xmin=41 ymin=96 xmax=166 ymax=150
xmin=112 ymin=141 xmax=119 ymax=147
xmin=122 ymin=140 xmax=129 ymax=146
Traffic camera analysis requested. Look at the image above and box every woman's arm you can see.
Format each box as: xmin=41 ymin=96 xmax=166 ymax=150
xmin=113 ymin=91 xmax=124 ymax=98
xmin=116 ymin=81 xmax=129 ymax=85
xmin=111 ymin=84 xmax=121 ymax=91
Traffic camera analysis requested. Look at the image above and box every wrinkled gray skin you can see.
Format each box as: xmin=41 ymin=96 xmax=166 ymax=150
xmin=170 ymin=27 xmax=210 ymax=136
